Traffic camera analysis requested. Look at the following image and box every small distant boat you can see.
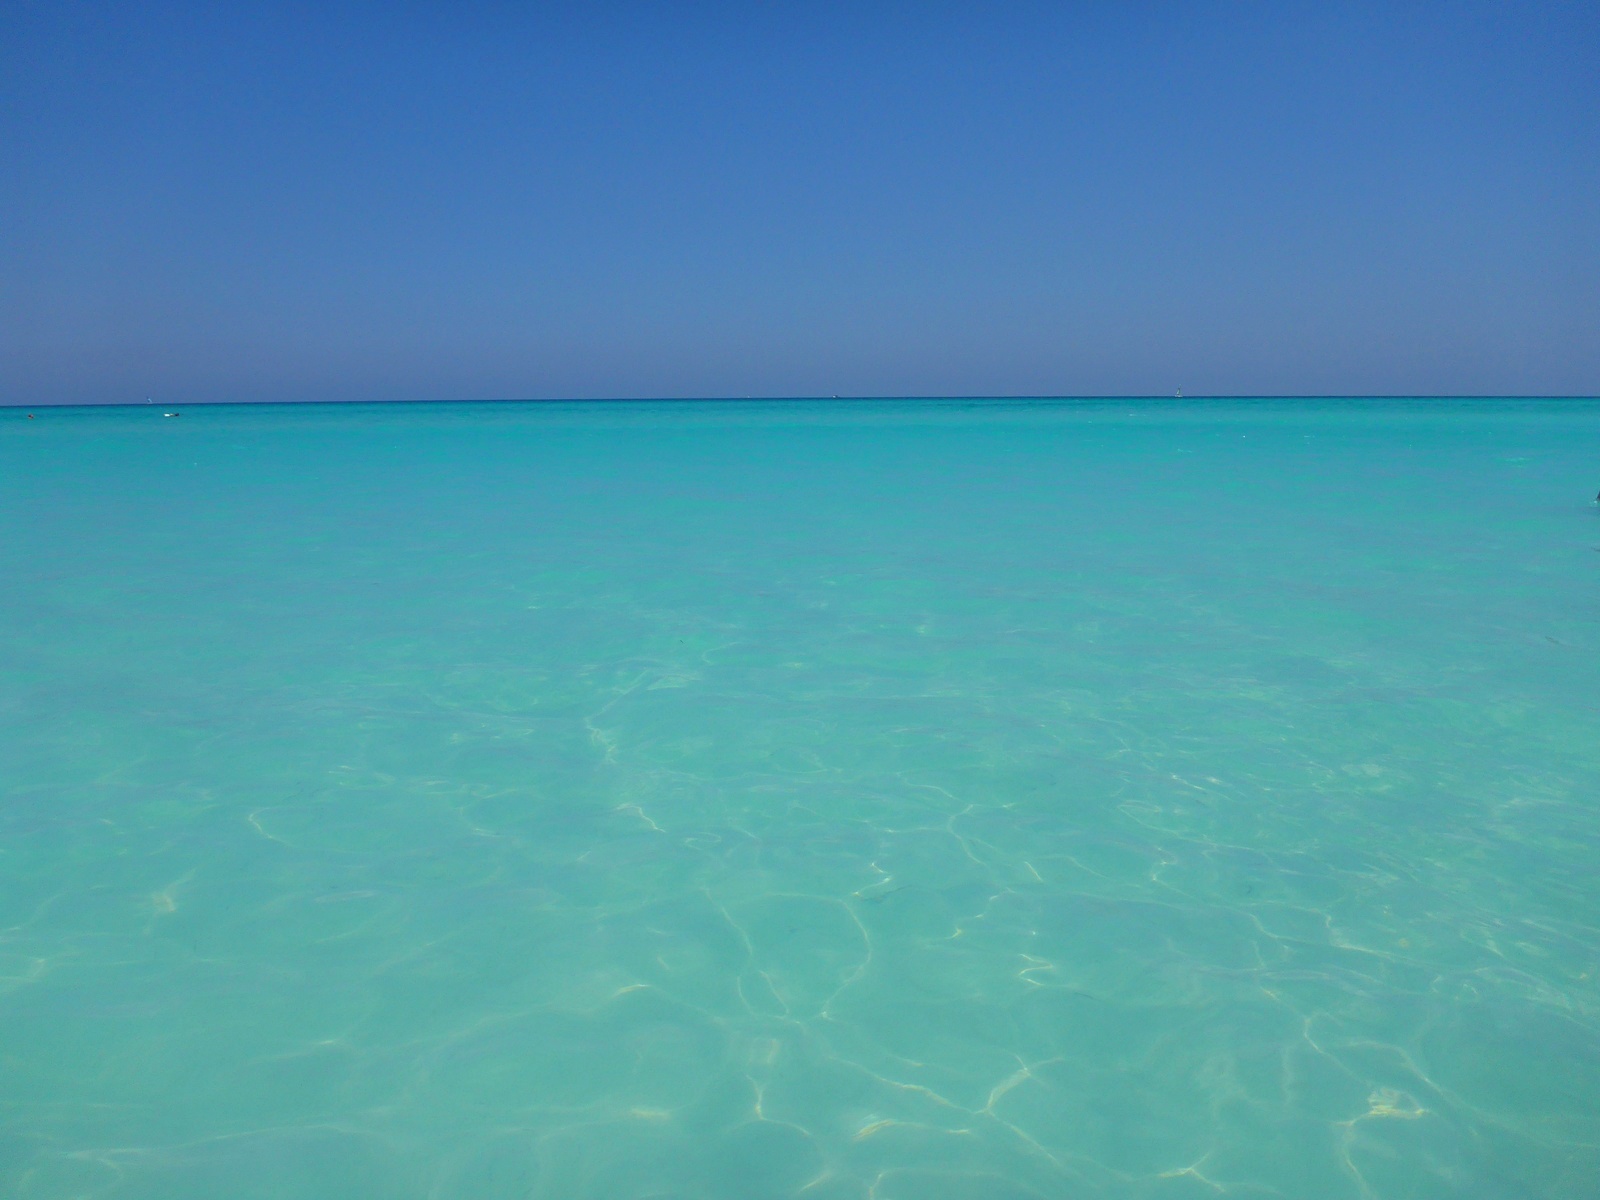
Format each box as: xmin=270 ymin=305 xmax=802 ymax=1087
xmin=163 ymin=411 xmax=180 ymax=418
xmin=1175 ymin=389 xmax=1183 ymax=399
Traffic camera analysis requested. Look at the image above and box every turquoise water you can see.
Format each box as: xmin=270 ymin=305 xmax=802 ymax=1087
xmin=3 ymin=398 xmax=1599 ymax=1199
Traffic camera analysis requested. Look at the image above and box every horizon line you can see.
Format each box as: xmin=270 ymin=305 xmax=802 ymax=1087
xmin=8 ymin=393 xmax=1600 ymax=410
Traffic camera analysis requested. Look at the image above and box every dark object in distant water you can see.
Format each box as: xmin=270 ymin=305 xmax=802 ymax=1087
xmin=163 ymin=411 xmax=180 ymax=418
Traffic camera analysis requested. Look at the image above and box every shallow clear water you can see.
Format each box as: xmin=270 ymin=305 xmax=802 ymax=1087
xmin=3 ymin=398 xmax=1599 ymax=1199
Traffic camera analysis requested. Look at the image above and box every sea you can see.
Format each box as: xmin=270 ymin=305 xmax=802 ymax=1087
xmin=2 ymin=397 xmax=1598 ymax=1199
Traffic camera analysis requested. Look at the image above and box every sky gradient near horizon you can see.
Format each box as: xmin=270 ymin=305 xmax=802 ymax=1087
xmin=3 ymin=1 xmax=1597 ymax=404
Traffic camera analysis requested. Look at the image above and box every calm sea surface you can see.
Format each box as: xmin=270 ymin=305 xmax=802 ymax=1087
xmin=3 ymin=398 xmax=1599 ymax=1199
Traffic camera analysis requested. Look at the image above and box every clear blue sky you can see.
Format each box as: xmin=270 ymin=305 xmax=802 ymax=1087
xmin=3 ymin=1 xmax=1595 ymax=403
